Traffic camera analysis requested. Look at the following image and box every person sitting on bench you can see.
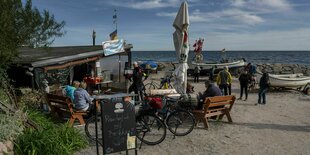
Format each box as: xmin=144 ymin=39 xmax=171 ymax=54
xmin=197 ymin=80 xmax=222 ymax=110
xmin=74 ymin=82 xmax=94 ymax=115
xmin=64 ymin=81 xmax=80 ymax=101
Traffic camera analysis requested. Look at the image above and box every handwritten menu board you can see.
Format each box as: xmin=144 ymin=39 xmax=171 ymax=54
xmin=101 ymin=98 xmax=136 ymax=154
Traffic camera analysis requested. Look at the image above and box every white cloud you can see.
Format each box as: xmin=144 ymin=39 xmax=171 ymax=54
xmin=202 ymin=28 xmax=310 ymax=50
xmin=231 ymin=0 xmax=292 ymax=11
xmin=156 ymin=12 xmax=176 ymax=17
xmin=223 ymin=9 xmax=264 ymax=25
xmin=260 ymin=0 xmax=291 ymax=11
xmin=232 ymin=0 xmax=246 ymax=7
xmin=157 ymin=5 xmax=264 ymax=25
xmin=234 ymin=13 xmax=264 ymax=25
xmin=107 ymin=0 xmax=184 ymax=10
xmin=156 ymin=9 xmax=208 ymax=23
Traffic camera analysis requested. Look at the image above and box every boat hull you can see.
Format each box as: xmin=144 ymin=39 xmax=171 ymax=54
xmin=191 ymin=59 xmax=245 ymax=69
xmin=256 ymin=72 xmax=310 ymax=88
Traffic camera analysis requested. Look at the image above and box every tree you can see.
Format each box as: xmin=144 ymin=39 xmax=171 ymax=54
xmin=0 ymin=0 xmax=66 ymax=70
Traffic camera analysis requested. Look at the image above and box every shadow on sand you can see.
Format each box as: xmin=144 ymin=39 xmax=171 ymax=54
xmin=233 ymin=122 xmax=310 ymax=132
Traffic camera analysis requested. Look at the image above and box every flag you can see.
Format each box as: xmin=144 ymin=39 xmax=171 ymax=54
xmin=102 ymin=39 xmax=124 ymax=56
xmin=109 ymin=30 xmax=117 ymax=40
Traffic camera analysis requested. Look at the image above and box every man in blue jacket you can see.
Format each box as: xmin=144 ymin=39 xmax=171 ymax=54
xmin=197 ymin=80 xmax=222 ymax=110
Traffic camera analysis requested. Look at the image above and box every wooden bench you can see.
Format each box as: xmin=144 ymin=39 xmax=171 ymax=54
xmin=46 ymin=93 xmax=87 ymax=127
xmin=192 ymin=95 xmax=236 ymax=129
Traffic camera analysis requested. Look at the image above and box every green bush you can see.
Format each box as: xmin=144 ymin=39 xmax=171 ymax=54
xmin=15 ymin=109 xmax=88 ymax=155
xmin=0 ymin=112 xmax=24 ymax=142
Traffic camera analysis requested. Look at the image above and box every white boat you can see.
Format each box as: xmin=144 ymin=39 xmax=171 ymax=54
xmin=256 ymin=72 xmax=310 ymax=88
xmin=191 ymin=59 xmax=246 ymax=69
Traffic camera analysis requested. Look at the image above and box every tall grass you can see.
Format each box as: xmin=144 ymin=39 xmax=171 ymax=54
xmin=15 ymin=109 xmax=88 ymax=155
xmin=0 ymin=88 xmax=24 ymax=142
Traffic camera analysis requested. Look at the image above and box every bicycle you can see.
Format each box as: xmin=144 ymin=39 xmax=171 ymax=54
xmin=144 ymin=95 xmax=195 ymax=137
xmin=161 ymin=96 xmax=195 ymax=137
xmin=144 ymin=74 xmax=174 ymax=94
xmin=144 ymin=78 xmax=160 ymax=94
xmin=135 ymin=108 xmax=166 ymax=147
xmin=85 ymin=100 xmax=167 ymax=147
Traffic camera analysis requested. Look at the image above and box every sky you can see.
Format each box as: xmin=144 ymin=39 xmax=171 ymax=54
xmin=30 ymin=0 xmax=310 ymax=51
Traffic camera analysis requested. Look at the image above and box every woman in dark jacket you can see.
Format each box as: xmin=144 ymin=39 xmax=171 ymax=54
xmin=257 ymin=72 xmax=270 ymax=105
xmin=238 ymin=70 xmax=251 ymax=101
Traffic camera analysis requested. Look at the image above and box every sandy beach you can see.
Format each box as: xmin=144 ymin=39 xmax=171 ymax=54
xmin=77 ymin=69 xmax=310 ymax=155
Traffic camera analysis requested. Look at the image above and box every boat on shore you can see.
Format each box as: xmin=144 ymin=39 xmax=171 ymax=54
xmin=191 ymin=59 xmax=246 ymax=69
xmin=188 ymin=59 xmax=246 ymax=76
xmin=138 ymin=60 xmax=158 ymax=71
xmin=256 ymin=71 xmax=310 ymax=88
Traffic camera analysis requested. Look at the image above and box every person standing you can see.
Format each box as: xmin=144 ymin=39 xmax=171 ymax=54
xmin=197 ymin=80 xmax=222 ymax=110
xmin=257 ymin=72 xmax=270 ymax=105
xmin=194 ymin=65 xmax=201 ymax=83
xmin=238 ymin=70 xmax=251 ymax=101
xmin=216 ymin=66 xmax=232 ymax=95
xmin=129 ymin=61 xmax=148 ymax=101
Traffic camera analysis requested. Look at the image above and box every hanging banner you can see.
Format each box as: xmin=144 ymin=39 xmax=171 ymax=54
xmin=102 ymin=39 xmax=125 ymax=56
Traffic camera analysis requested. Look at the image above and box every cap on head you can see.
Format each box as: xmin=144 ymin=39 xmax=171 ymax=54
xmin=133 ymin=61 xmax=138 ymax=65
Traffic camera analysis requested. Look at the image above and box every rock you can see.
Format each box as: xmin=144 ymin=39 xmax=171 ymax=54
xmin=264 ymin=65 xmax=273 ymax=73
xmin=4 ymin=141 xmax=13 ymax=151
xmin=157 ymin=62 xmax=166 ymax=70
xmin=305 ymin=70 xmax=310 ymax=76
xmin=0 ymin=142 xmax=8 ymax=153
xmin=292 ymin=67 xmax=303 ymax=74
xmin=272 ymin=65 xmax=282 ymax=74
xmin=257 ymin=63 xmax=310 ymax=75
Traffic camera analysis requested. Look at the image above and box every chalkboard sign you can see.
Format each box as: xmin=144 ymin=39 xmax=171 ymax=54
xmin=101 ymin=97 xmax=136 ymax=154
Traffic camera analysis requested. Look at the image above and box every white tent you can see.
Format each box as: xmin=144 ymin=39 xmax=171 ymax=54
xmin=173 ymin=1 xmax=190 ymax=94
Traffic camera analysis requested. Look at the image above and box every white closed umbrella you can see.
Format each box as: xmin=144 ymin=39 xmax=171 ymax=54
xmin=173 ymin=1 xmax=190 ymax=94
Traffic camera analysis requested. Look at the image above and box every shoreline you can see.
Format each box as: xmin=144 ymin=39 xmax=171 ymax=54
xmin=155 ymin=61 xmax=310 ymax=76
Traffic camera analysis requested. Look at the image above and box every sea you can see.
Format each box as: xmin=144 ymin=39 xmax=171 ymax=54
xmin=132 ymin=51 xmax=310 ymax=65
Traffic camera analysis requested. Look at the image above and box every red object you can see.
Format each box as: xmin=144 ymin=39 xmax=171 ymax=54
xmin=148 ymin=97 xmax=163 ymax=109
xmin=83 ymin=76 xmax=102 ymax=84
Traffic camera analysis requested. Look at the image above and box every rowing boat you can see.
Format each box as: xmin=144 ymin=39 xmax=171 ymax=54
xmin=191 ymin=59 xmax=245 ymax=69
xmin=256 ymin=72 xmax=310 ymax=88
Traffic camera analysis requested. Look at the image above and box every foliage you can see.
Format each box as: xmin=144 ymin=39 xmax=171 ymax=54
xmin=15 ymin=109 xmax=88 ymax=155
xmin=0 ymin=0 xmax=65 ymax=69
xmin=19 ymin=89 xmax=45 ymax=109
xmin=0 ymin=75 xmax=24 ymax=142
xmin=0 ymin=111 xmax=25 ymax=142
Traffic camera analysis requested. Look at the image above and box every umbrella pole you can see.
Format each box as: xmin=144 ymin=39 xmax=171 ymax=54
xmin=184 ymin=68 xmax=187 ymax=94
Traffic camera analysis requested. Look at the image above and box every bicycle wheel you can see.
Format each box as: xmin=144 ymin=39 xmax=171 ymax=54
xmin=144 ymin=83 xmax=157 ymax=94
xmin=136 ymin=114 xmax=166 ymax=145
xmin=85 ymin=115 xmax=103 ymax=144
xmin=166 ymin=109 xmax=195 ymax=136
